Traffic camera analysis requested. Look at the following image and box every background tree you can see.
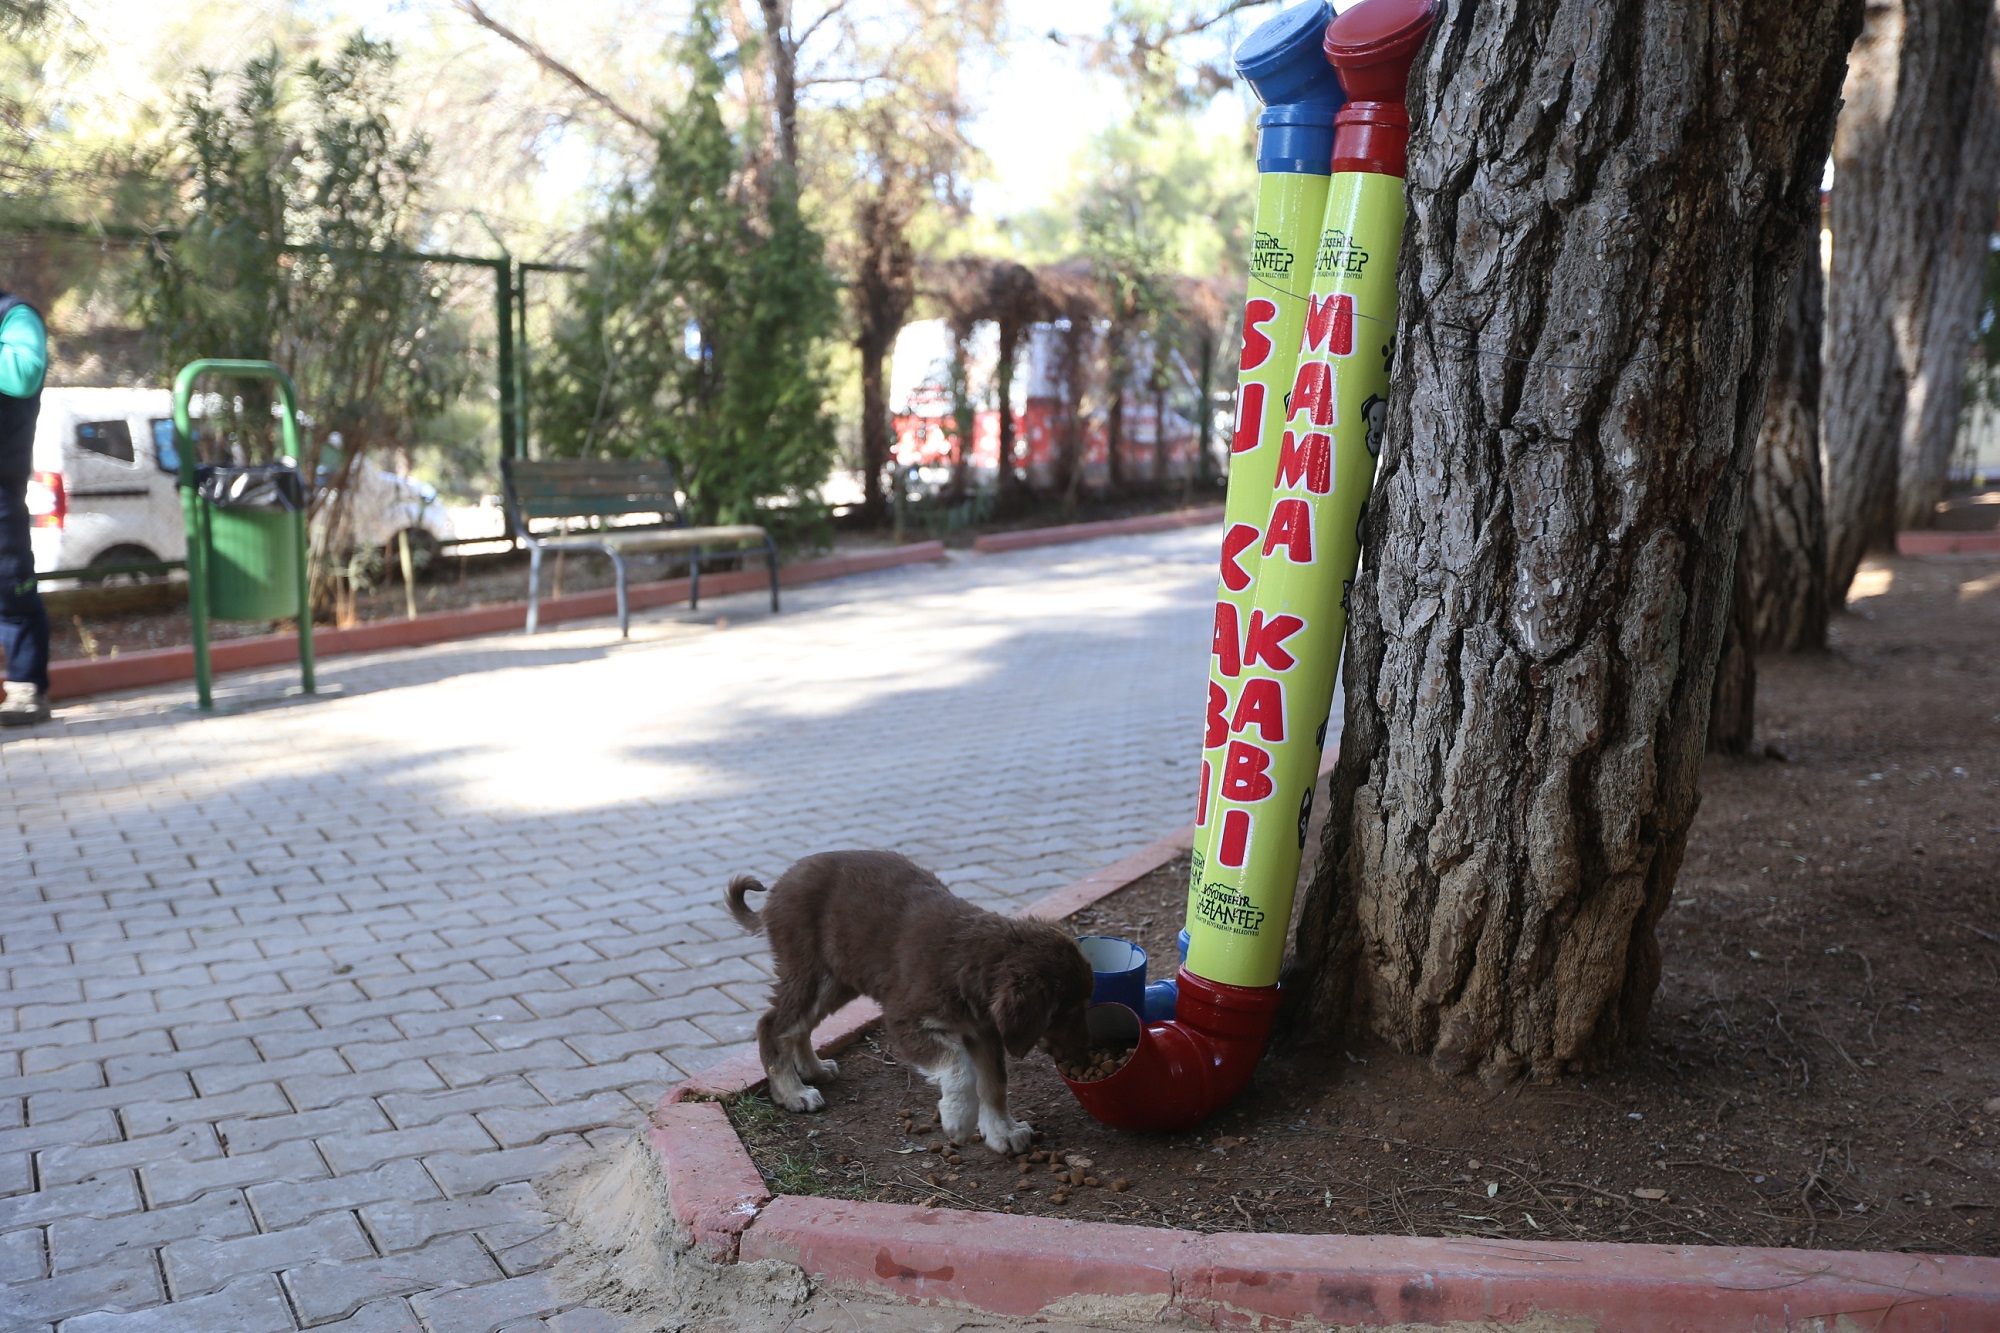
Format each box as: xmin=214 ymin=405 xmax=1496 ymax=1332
xmin=137 ymin=36 xmax=470 ymax=594
xmin=1744 ymin=254 xmax=1833 ymax=654
xmin=803 ymin=0 xmax=997 ymax=525
xmin=1822 ymin=0 xmax=2000 ymax=603
xmin=532 ymin=4 xmax=839 ymax=534
xmin=1285 ymin=0 xmax=1861 ymax=1082
xmin=1707 ymin=251 xmax=1833 ymax=754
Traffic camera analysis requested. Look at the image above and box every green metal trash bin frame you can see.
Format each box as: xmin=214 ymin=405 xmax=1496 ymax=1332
xmin=173 ymin=359 xmax=316 ymax=711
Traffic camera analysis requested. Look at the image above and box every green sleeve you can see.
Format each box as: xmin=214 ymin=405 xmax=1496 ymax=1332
xmin=0 ymin=304 xmax=49 ymax=399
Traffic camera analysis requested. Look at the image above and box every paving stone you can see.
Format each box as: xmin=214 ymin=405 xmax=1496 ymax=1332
xmin=423 ymin=1138 xmax=583 ymax=1199
xmin=411 ymin=1271 xmax=565 ymax=1333
xmin=284 ymin=1234 xmax=502 ymax=1326
xmin=0 ymin=1108 xmax=121 ymax=1157
xmin=38 ymin=1124 xmax=222 ymax=1188
xmin=318 ymin=1114 xmax=496 ymax=1175
xmin=547 ymin=1309 xmax=628 ymax=1333
xmin=121 ymin=1082 xmax=291 ymax=1137
xmin=378 ymin=1079 xmax=549 ymax=1132
xmin=247 ymin=1158 xmax=442 ymax=1231
xmin=359 ymin=1181 xmax=545 ymax=1253
xmin=64 ymin=1273 xmax=297 ymax=1333
xmin=475 ymin=1092 xmax=635 ymax=1149
xmin=429 ymin=1040 xmax=583 ymax=1089
xmin=284 ymin=1058 xmax=448 ymax=1111
xmin=6 ymin=1248 xmax=163 ymax=1323
xmin=50 ymin=1188 xmax=257 ymax=1271
xmin=0 ymin=1170 xmax=142 ymax=1230
xmin=314 ymin=1296 xmax=425 ymax=1331
xmin=192 ymin=1047 xmax=347 ymax=1097
xmin=164 ymin=1208 xmax=373 ymax=1298
xmin=217 ymin=1100 xmax=392 ymax=1156
xmin=0 ymin=1223 xmax=47 ymax=1283
xmin=145 ymin=1138 xmax=329 ymax=1206
xmin=524 ymin=1055 xmax=677 ymax=1104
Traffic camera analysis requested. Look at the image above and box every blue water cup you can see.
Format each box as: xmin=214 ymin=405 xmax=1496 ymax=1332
xmin=1076 ymin=936 xmax=1147 ymax=1014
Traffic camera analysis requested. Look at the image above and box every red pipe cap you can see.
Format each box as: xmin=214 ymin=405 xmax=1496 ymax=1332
xmin=1323 ymin=0 xmax=1436 ymax=104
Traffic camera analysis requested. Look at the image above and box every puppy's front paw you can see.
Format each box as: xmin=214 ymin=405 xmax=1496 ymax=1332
xmin=779 ymin=1086 xmax=826 ymax=1113
xmin=979 ymin=1111 xmax=1034 ymax=1156
xmin=802 ymin=1057 xmax=839 ymax=1084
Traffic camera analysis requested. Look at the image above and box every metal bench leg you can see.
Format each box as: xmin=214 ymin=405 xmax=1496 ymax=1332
xmin=689 ymin=546 xmax=702 ymax=611
xmin=608 ymin=548 xmax=629 ymax=638
xmin=765 ymin=534 xmax=780 ymax=613
xmin=526 ymin=545 xmax=542 ymax=634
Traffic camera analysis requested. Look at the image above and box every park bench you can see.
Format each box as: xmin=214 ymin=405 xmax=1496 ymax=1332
xmin=501 ymin=457 xmax=779 ymax=637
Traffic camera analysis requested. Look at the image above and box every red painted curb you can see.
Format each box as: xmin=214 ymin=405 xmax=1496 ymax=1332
xmin=1179 ymin=1231 xmax=1998 ymax=1331
xmin=45 ymin=542 xmax=946 ymax=702
xmin=972 ymin=506 xmax=1225 ymax=554
xmin=644 ymin=1100 xmax=771 ymax=1262
xmin=1896 ymin=530 xmax=2000 ymax=555
xmin=743 ymin=1195 xmax=1186 ymax=1317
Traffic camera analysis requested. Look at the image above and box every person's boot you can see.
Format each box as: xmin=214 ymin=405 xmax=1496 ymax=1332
xmin=0 ymin=681 xmax=51 ymax=727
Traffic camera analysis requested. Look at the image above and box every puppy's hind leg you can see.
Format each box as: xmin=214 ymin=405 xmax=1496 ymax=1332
xmin=759 ymin=973 xmax=830 ymax=1113
xmin=795 ymin=979 xmax=856 ymax=1086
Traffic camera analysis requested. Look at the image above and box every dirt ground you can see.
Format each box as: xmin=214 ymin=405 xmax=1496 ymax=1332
xmin=729 ymin=552 xmax=2000 ymax=1255
xmin=44 ymin=486 xmax=1225 ymax=664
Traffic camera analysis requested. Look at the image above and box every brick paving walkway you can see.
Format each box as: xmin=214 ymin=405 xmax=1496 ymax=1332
xmin=2 ymin=527 xmax=1332 ymax=1332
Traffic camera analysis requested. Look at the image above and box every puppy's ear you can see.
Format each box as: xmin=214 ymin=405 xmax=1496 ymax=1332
xmin=991 ymin=971 xmax=1049 ymax=1059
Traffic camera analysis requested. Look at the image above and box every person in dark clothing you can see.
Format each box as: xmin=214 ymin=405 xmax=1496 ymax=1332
xmin=0 ymin=289 xmax=52 ymax=727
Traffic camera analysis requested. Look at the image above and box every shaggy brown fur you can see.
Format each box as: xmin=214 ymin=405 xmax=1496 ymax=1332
xmin=726 ymin=850 xmax=1092 ymax=1154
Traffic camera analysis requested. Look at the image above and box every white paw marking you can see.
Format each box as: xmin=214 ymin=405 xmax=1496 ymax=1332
xmin=979 ymin=1110 xmax=1034 ymax=1156
xmin=783 ymin=1086 xmax=826 ymax=1113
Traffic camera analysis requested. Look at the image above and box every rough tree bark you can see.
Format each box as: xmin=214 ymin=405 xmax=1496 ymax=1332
xmin=1705 ymin=546 xmax=1757 ymax=756
xmin=1707 ymin=252 xmax=1831 ymax=752
xmin=851 ymin=192 xmax=917 ymax=527
xmin=985 ymin=262 xmax=1040 ymax=506
xmin=1822 ymin=0 xmax=2000 ymax=600
xmin=1744 ymin=252 xmax=1832 ymax=653
xmin=755 ymin=0 xmax=801 ymax=174
xmin=1284 ymin=0 xmax=1860 ymax=1082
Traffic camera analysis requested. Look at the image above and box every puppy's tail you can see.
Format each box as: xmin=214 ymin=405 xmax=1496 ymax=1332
xmin=725 ymin=874 xmax=768 ymax=934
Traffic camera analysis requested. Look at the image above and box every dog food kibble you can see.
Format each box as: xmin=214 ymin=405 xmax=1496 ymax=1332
xmin=1084 ymin=1176 xmax=1101 ymax=1188
xmin=1017 ymin=1161 xmax=1032 ymax=1174
xmin=1059 ymin=1047 xmax=1135 ymax=1082
xmin=946 ymin=1152 xmax=962 ymax=1164
xmin=1113 ymin=1178 xmax=1131 ymax=1192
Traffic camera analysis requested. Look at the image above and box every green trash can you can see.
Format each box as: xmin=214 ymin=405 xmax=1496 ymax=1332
xmin=174 ymin=358 xmax=317 ymax=711
xmin=196 ymin=463 xmax=309 ymax=620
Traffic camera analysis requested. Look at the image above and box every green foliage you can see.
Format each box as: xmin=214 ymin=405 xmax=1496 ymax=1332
xmin=533 ymin=2 xmax=839 ymax=536
xmin=135 ymin=35 xmax=470 ymax=486
xmin=1010 ymin=111 xmax=1255 ymax=282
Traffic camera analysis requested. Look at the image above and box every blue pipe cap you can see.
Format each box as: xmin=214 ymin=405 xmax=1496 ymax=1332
xmin=1235 ymin=0 xmax=1344 ymax=109
xmin=1237 ymin=0 xmax=1344 ymax=174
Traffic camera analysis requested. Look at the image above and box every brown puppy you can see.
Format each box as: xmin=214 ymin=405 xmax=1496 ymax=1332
xmin=726 ymin=850 xmax=1092 ymax=1155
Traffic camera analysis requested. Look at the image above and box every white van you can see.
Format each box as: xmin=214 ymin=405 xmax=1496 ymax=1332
xmin=26 ymin=387 xmax=453 ymax=577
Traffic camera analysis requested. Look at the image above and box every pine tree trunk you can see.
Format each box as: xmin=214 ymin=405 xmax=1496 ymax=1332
xmin=1823 ymin=0 xmax=2000 ymax=599
xmin=1284 ymin=0 xmax=1859 ymax=1083
xmin=858 ymin=339 xmax=891 ymax=526
xmin=1897 ymin=9 xmax=2000 ymax=528
xmin=1706 ymin=540 xmax=1757 ymax=756
xmin=995 ymin=319 xmax=1023 ymax=502
xmin=1744 ymin=252 xmax=1832 ymax=653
